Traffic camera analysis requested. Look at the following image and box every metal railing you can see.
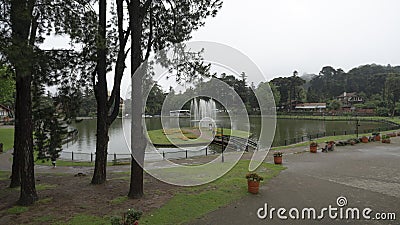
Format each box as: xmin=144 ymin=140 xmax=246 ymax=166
xmin=59 ymin=146 xmax=214 ymax=162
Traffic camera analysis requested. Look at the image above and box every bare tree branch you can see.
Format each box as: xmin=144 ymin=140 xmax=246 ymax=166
xmin=144 ymin=4 xmax=153 ymax=60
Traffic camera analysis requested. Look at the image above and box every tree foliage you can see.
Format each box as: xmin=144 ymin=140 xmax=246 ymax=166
xmin=0 ymin=0 xmax=96 ymax=205
xmin=0 ymin=65 xmax=15 ymax=108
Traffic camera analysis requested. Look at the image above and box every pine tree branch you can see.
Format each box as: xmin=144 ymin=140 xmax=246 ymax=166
xmin=144 ymin=5 xmax=153 ymax=61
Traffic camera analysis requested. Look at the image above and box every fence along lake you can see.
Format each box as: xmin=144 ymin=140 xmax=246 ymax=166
xmin=60 ymin=117 xmax=391 ymax=161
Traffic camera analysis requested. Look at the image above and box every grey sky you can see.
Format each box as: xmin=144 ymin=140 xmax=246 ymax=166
xmin=191 ymin=0 xmax=400 ymax=80
xmin=43 ymin=0 xmax=400 ymax=95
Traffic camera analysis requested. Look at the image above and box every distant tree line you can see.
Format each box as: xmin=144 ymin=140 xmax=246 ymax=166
xmin=271 ymin=64 xmax=400 ymax=116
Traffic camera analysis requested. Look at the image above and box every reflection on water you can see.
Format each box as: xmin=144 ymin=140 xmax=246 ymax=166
xmin=62 ymin=117 xmax=390 ymax=158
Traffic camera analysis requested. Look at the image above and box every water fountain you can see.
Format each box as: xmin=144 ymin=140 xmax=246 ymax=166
xmin=190 ymin=98 xmax=217 ymax=127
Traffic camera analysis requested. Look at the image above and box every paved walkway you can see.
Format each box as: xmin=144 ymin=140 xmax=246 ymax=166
xmin=189 ymin=137 xmax=400 ymax=225
xmin=0 ymin=150 xmax=12 ymax=171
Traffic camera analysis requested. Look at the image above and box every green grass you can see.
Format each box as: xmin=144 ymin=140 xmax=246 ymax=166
xmin=141 ymin=160 xmax=285 ymax=225
xmin=0 ymin=128 xmax=14 ymax=152
xmin=270 ymin=130 xmax=400 ymax=152
xmin=57 ymin=214 xmax=109 ymax=225
xmin=34 ymin=159 xmax=96 ymax=167
xmin=109 ymin=196 xmax=128 ymax=204
xmin=3 ymin=183 xmax=56 ymax=192
xmin=0 ymin=170 xmax=9 ymax=181
xmin=7 ymin=206 xmax=29 ymax=214
xmin=37 ymin=197 xmax=53 ymax=204
xmin=147 ymin=129 xmax=211 ymax=146
xmin=36 ymin=184 xmax=57 ymax=191
xmin=34 ymin=150 xmax=121 ymax=167
xmin=33 ymin=215 xmax=56 ymax=224
xmin=147 ymin=128 xmax=250 ymax=146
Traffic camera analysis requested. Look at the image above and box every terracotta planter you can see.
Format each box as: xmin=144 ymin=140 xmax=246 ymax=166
xmin=310 ymin=145 xmax=318 ymax=153
xmin=274 ymin=156 xmax=282 ymax=164
xmin=382 ymin=139 xmax=391 ymax=144
xmin=247 ymin=180 xmax=260 ymax=194
xmin=374 ymin=135 xmax=381 ymax=142
xmin=397 ymin=133 xmax=400 ymax=137
xmin=388 ymin=133 xmax=396 ymax=138
xmin=361 ymin=136 xmax=369 ymax=143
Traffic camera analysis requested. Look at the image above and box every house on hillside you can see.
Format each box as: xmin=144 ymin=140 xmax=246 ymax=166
xmin=0 ymin=104 xmax=13 ymax=122
xmin=295 ymin=103 xmax=327 ymax=112
xmin=337 ymin=92 xmax=363 ymax=107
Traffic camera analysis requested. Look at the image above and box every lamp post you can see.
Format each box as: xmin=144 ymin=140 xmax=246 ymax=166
xmin=355 ymin=115 xmax=360 ymax=138
xmin=217 ymin=123 xmax=224 ymax=163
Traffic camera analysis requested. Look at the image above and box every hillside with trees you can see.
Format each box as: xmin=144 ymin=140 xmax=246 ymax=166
xmin=270 ymin=64 xmax=400 ymax=116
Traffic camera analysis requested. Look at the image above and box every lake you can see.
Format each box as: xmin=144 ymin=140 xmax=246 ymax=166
xmin=60 ymin=117 xmax=390 ymax=161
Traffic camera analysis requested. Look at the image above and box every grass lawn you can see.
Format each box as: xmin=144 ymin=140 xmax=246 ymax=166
xmin=34 ymin=159 xmax=96 ymax=167
xmin=0 ymin=160 xmax=283 ymax=225
xmin=141 ymin=160 xmax=285 ymax=225
xmin=271 ymin=129 xmax=400 ymax=152
xmin=147 ymin=128 xmax=250 ymax=146
xmin=0 ymin=128 xmax=14 ymax=152
xmin=34 ymin=158 xmax=125 ymax=167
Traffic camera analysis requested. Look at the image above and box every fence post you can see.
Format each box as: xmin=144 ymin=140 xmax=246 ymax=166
xmin=186 ymin=150 xmax=188 ymax=159
xmin=284 ymin=140 xmax=287 ymax=146
xmin=91 ymin=153 xmax=93 ymax=162
xmin=163 ymin=151 xmax=165 ymax=159
xmin=72 ymin=151 xmax=74 ymax=161
xmin=205 ymin=147 xmax=208 ymax=156
xmin=114 ymin=153 xmax=117 ymax=162
xmin=333 ymin=131 xmax=336 ymax=136
xmin=316 ymin=133 xmax=319 ymax=138
xmin=344 ymin=130 xmax=347 ymax=135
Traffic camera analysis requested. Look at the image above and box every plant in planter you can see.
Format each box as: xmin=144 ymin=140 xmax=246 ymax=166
xmin=322 ymin=141 xmax=335 ymax=152
xmin=381 ymin=135 xmax=391 ymax=144
xmin=372 ymin=132 xmax=381 ymax=142
xmin=111 ymin=208 xmax=143 ymax=225
xmin=388 ymin=133 xmax=397 ymax=138
xmin=273 ymin=151 xmax=283 ymax=164
xmin=347 ymin=138 xmax=359 ymax=145
xmin=361 ymin=136 xmax=369 ymax=143
xmin=309 ymin=141 xmax=318 ymax=153
xmin=246 ymin=172 xmax=263 ymax=194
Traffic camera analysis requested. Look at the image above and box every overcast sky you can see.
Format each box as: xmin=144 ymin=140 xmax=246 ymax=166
xmin=43 ymin=0 xmax=400 ymax=95
xmin=191 ymin=0 xmax=400 ymax=80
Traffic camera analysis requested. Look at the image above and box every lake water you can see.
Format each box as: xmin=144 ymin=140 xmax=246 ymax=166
xmin=60 ymin=117 xmax=390 ymax=161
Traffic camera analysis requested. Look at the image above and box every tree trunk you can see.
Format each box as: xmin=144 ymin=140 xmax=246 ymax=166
xmin=128 ymin=64 xmax=145 ymax=198
xmin=128 ymin=0 xmax=145 ymax=199
xmin=91 ymin=109 xmax=109 ymax=184
xmin=91 ymin=0 xmax=109 ymax=185
xmin=9 ymin=0 xmax=37 ymax=205
xmin=16 ymin=71 xmax=38 ymax=205
xmin=9 ymin=145 xmax=20 ymax=188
